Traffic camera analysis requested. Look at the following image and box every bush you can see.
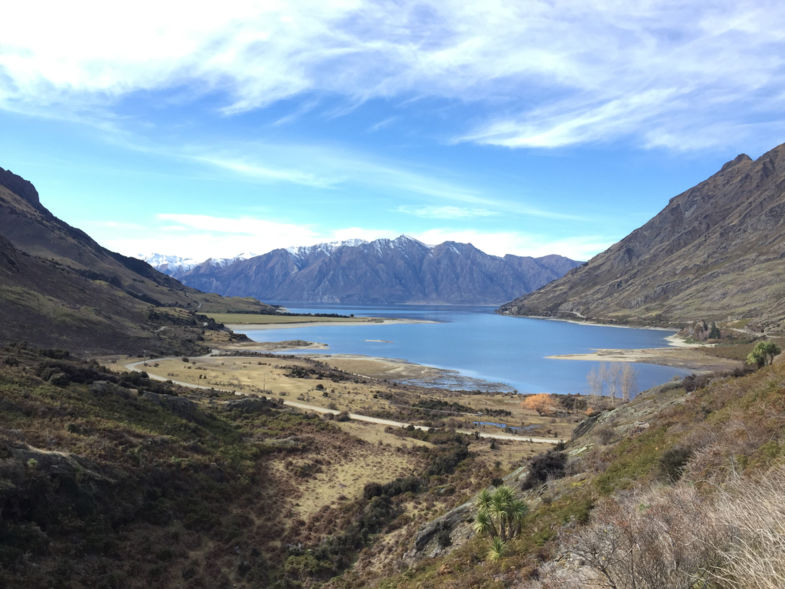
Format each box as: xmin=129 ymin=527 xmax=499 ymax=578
xmin=363 ymin=477 xmax=422 ymax=501
xmin=747 ymin=341 xmax=782 ymax=368
xmin=436 ymin=528 xmax=452 ymax=548
xmin=559 ymin=394 xmax=587 ymax=411
xmin=682 ymin=373 xmax=711 ymax=392
xmin=595 ymin=426 xmax=615 ymax=445
xmin=560 ymin=484 xmax=721 ymax=588
xmin=659 ymin=446 xmax=693 ymax=483
xmin=521 ymin=449 xmax=567 ymax=490
xmin=363 ymin=482 xmax=383 ymax=500
xmin=427 ymin=443 xmax=469 ymax=476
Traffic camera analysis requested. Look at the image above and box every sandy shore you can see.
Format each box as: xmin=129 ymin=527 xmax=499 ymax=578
xmin=315 ymin=354 xmax=448 ymax=381
xmin=513 ymin=314 xmax=675 ymax=331
xmin=226 ymin=340 xmax=329 ymax=351
xmin=547 ymin=347 xmax=740 ymax=373
xmin=314 ymin=354 xmax=514 ymax=392
xmin=226 ymin=317 xmax=434 ymax=331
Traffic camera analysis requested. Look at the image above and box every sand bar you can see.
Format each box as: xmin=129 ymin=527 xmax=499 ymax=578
xmin=226 ymin=317 xmax=434 ymax=331
xmin=547 ymin=346 xmax=740 ymax=373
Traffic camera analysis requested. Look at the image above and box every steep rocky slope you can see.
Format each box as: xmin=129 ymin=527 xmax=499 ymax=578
xmin=500 ymin=144 xmax=785 ymax=332
xmin=162 ymin=237 xmax=580 ymax=305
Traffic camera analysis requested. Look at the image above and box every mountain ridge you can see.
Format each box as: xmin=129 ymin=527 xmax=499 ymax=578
xmin=155 ymin=236 xmax=581 ymax=305
xmin=499 ymin=143 xmax=785 ymax=333
xmin=0 ymin=166 xmax=275 ymax=354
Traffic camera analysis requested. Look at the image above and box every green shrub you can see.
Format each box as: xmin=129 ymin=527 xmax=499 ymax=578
xmin=521 ymin=450 xmax=567 ymax=490
xmin=658 ymin=446 xmax=693 ymax=482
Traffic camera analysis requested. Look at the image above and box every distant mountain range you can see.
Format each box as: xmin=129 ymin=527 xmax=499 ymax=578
xmin=500 ymin=143 xmax=785 ymax=333
xmin=0 ymin=166 xmax=274 ymax=355
xmin=141 ymin=251 xmax=261 ymax=275
xmin=150 ymin=237 xmax=581 ymax=305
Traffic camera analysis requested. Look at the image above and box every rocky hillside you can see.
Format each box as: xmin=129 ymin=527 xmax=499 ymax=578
xmin=500 ymin=143 xmax=785 ymax=333
xmin=0 ymin=166 xmax=275 ymax=355
xmin=160 ymin=237 xmax=580 ymax=305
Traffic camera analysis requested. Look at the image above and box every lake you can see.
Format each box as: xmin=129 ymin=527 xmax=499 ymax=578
xmin=238 ymin=304 xmax=690 ymax=396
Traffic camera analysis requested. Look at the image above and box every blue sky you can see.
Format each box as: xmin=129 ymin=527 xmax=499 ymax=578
xmin=2 ymin=1 xmax=785 ymax=261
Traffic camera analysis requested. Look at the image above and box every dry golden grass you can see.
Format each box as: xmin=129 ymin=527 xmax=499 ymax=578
xmin=132 ymin=353 xmax=581 ymax=445
xmin=147 ymin=354 xmax=400 ymax=414
xmin=469 ymin=438 xmax=544 ymax=471
xmin=333 ymin=420 xmax=432 ymax=448
xmin=282 ymin=441 xmax=422 ymax=520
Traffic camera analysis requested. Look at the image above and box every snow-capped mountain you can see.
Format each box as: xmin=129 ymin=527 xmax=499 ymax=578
xmin=142 ymin=251 xmax=259 ymax=274
xmin=152 ymin=236 xmax=581 ymax=305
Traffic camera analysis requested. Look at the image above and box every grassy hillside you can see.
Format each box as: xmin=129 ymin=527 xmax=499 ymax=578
xmin=372 ymin=353 xmax=785 ymax=588
xmin=0 ymin=344 xmax=558 ymax=588
xmin=0 ymin=167 xmax=276 ymax=355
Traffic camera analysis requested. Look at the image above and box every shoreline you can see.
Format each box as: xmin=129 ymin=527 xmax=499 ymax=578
xmin=311 ymin=353 xmax=515 ymax=393
xmin=231 ymin=310 xmax=712 ymax=388
xmin=547 ymin=347 xmax=740 ymax=373
xmin=504 ymin=312 xmax=679 ymax=333
xmin=226 ymin=307 xmax=741 ymax=392
xmin=227 ymin=317 xmax=434 ymax=331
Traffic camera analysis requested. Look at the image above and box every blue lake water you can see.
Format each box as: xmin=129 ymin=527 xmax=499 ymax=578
xmin=239 ymin=304 xmax=690 ymax=396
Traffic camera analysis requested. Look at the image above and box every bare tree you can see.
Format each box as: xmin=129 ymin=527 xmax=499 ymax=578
xmin=620 ymin=365 xmax=637 ymax=402
xmin=605 ymin=363 xmax=622 ymax=404
xmin=587 ymin=366 xmax=603 ymax=406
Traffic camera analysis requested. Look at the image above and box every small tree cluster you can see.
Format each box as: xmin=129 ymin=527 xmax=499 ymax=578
xmin=587 ymin=363 xmax=637 ymax=403
xmin=746 ymin=341 xmax=781 ymax=368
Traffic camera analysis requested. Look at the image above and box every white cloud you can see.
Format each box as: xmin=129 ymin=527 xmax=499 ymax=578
xmin=85 ymin=212 xmax=610 ymax=262
xmin=397 ymin=205 xmax=498 ymax=219
xmin=2 ymin=2 xmax=785 ymax=150
xmin=193 ymin=155 xmax=337 ymax=188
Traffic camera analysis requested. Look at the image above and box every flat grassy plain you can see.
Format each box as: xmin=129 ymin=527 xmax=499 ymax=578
xmin=134 ymin=351 xmax=577 ymax=441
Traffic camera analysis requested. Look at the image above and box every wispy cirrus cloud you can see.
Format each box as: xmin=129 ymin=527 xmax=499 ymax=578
xmin=397 ymin=205 xmax=498 ymax=219
xmin=187 ymin=145 xmax=587 ymax=221
xmin=192 ymin=155 xmax=337 ymax=189
xmin=2 ymin=2 xmax=785 ymax=151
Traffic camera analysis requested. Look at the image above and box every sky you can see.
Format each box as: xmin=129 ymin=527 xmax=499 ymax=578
xmin=2 ymin=1 xmax=785 ymax=262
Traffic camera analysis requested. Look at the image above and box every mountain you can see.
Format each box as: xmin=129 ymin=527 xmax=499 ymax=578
xmin=141 ymin=251 xmax=259 ymax=274
xmin=499 ymin=143 xmax=785 ymax=333
xmin=157 ymin=236 xmax=581 ymax=305
xmin=0 ymin=166 xmax=275 ymax=354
